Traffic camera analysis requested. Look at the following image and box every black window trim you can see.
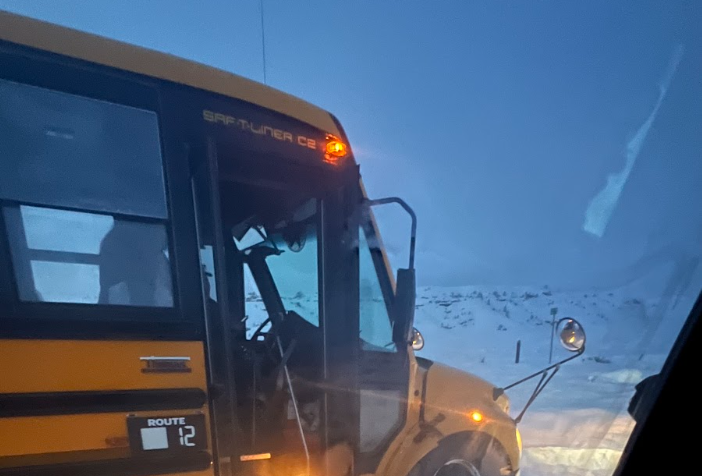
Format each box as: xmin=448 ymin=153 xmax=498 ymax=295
xmin=0 ymin=38 xmax=206 ymax=340
xmin=0 ymin=198 xmax=171 ymax=225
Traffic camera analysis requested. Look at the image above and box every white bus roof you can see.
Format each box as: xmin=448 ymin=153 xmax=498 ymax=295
xmin=0 ymin=10 xmax=341 ymax=136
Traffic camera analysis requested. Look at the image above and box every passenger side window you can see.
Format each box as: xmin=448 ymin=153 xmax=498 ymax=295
xmin=359 ymin=226 xmax=396 ymax=352
xmin=0 ymin=79 xmax=167 ymax=217
xmin=4 ymin=206 xmax=172 ymax=307
xmin=0 ymin=80 xmax=173 ymax=308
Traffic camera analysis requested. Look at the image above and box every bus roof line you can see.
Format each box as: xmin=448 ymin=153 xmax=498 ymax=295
xmin=0 ymin=10 xmax=340 ymax=136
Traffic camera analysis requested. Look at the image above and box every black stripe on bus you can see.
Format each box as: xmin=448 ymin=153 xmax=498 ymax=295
xmin=0 ymin=451 xmax=211 ymax=476
xmin=0 ymin=388 xmax=207 ymax=418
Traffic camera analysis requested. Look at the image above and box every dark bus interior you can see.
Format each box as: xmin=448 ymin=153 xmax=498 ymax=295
xmin=194 ymin=145 xmax=357 ymax=473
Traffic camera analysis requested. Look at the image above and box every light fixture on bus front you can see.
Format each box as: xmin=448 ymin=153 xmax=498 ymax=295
xmin=324 ymin=134 xmax=348 ymax=165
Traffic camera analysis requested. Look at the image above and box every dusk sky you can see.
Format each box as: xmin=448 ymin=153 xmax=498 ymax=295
xmin=2 ymin=1 xmax=700 ymax=288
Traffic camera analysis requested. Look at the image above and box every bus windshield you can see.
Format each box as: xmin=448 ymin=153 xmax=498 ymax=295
xmin=238 ymin=198 xmax=321 ymax=335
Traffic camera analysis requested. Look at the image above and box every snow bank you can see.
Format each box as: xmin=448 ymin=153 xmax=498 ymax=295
xmin=523 ymin=447 xmax=623 ymax=476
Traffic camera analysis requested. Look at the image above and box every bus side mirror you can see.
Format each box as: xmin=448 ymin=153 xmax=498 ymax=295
xmin=411 ymin=327 xmax=424 ymax=351
xmin=363 ymin=196 xmax=417 ymax=348
xmin=393 ymin=268 xmax=416 ymax=346
xmin=557 ymin=318 xmax=586 ymax=352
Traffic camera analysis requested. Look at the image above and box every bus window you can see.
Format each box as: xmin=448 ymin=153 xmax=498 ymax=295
xmin=359 ymin=227 xmax=396 ymax=352
xmin=266 ymin=222 xmax=320 ymax=328
xmin=0 ymin=79 xmax=167 ymax=218
xmin=0 ymin=79 xmax=173 ymax=308
xmin=4 ymin=205 xmax=173 ymax=307
xmin=239 ymin=199 xmax=320 ymax=329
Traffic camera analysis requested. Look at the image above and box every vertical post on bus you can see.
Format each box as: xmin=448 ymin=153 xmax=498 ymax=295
xmin=515 ymin=340 xmax=521 ymax=364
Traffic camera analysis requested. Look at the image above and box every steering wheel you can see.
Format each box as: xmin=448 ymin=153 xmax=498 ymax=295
xmin=240 ymin=317 xmax=280 ymax=369
xmin=251 ymin=317 xmax=272 ymax=342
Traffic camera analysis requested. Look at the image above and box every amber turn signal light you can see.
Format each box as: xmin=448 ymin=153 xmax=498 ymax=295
xmin=324 ymin=135 xmax=348 ymax=164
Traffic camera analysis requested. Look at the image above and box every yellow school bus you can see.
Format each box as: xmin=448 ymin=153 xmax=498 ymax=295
xmin=0 ymin=10 xmax=534 ymax=476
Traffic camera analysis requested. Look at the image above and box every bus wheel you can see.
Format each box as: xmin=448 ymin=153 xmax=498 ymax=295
xmin=410 ymin=435 xmax=509 ymax=476
xmin=434 ymin=458 xmax=481 ymax=476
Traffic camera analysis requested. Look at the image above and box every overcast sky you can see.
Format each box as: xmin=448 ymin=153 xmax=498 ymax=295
xmin=2 ymin=0 xmax=700 ymax=289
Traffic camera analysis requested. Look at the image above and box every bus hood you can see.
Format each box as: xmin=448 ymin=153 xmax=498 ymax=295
xmin=418 ymin=357 xmax=511 ymax=417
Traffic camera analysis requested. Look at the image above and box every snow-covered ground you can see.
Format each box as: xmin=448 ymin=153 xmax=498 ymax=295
xmin=244 ymin=283 xmax=692 ymax=476
xmin=413 ymin=284 xmax=691 ymax=476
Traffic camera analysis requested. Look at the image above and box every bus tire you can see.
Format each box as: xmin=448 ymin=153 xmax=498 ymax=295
xmin=408 ymin=433 xmax=511 ymax=476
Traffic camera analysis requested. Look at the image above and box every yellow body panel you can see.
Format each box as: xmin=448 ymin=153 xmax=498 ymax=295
xmin=0 ymin=409 xmax=210 ymax=458
xmin=0 ymin=339 xmax=213 ymax=475
xmin=0 ymin=10 xmax=340 ymax=137
xmin=374 ymin=357 xmax=521 ymax=476
xmin=0 ymin=413 xmax=129 ymax=457
xmin=0 ymin=339 xmax=207 ymax=393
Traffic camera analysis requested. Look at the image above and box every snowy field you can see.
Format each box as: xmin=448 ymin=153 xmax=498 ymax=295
xmin=413 ymin=284 xmax=691 ymax=476
xmin=244 ymin=283 xmax=692 ymax=476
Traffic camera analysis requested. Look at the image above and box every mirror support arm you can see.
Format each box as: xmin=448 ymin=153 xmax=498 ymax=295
xmin=365 ymin=197 xmax=417 ymax=269
xmin=493 ymin=348 xmax=584 ymax=423
xmin=493 ymin=348 xmax=585 ymax=400
xmin=513 ymin=366 xmax=560 ymax=424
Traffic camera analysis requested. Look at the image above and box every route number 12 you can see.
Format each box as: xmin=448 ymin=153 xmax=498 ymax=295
xmin=178 ymin=425 xmax=196 ymax=447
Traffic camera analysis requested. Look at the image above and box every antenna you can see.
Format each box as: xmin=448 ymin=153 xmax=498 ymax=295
xmin=259 ymin=0 xmax=267 ymax=84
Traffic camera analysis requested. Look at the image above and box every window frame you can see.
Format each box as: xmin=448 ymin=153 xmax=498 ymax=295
xmin=0 ymin=39 xmax=203 ymax=340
